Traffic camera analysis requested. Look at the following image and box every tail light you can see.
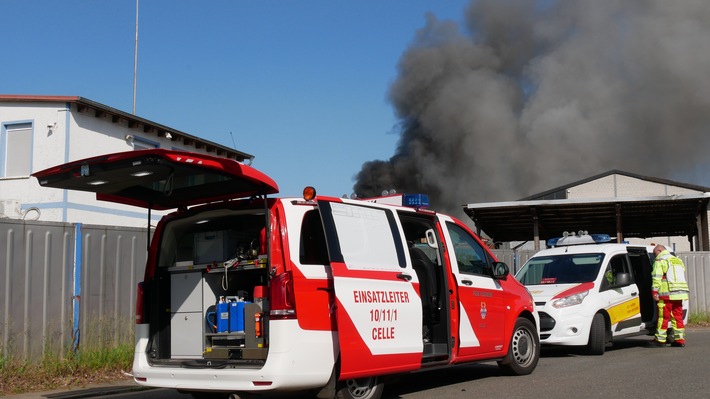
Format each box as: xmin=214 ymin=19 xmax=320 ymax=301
xmin=135 ymin=282 xmax=146 ymax=324
xmin=269 ymin=271 xmax=296 ymax=319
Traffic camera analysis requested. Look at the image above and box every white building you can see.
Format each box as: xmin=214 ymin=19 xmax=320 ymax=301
xmin=0 ymin=95 xmax=253 ymax=227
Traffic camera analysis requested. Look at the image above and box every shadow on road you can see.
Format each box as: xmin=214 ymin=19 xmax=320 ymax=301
xmin=381 ymin=362 xmax=514 ymax=399
xmin=539 ymin=334 xmax=656 ymax=358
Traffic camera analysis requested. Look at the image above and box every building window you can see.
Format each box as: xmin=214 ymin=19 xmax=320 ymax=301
xmin=2 ymin=122 xmax=33 ymax=177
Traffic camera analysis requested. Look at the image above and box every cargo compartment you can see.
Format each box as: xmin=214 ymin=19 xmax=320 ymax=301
xmin=150 ymin=209 xmax=271 ymax=364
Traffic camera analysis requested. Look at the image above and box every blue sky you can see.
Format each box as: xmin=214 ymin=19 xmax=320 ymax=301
xmin=2 ymin=0 xmax=471 ymax=198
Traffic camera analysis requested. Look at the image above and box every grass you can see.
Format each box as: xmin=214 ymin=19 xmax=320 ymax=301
xmin=0 ymin=344 xmax=134 ymax=396
xmin=689 ymin=311 xmax=710 ymax=327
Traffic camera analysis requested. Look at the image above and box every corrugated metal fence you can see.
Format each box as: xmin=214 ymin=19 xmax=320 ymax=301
xmin=1 ymin=219 xmax=148 ymax=362
xmin=1 ymin=219 xmax=708 ymax=363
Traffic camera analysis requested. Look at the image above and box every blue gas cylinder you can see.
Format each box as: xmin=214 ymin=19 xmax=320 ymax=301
xmin=229 ymin=301 xmax=250 ymax=333
xmin=217 ymin=302 xmax=229 ymax=333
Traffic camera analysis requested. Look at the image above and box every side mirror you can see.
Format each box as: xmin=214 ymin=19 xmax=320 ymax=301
xmin=492 ymin=262 xmax=510 ymax=279
xmin=614 ymin=272 xmax=631 ymax=287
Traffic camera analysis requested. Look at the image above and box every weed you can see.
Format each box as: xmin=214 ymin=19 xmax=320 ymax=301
xmin=689 ymin=311 xmax=710 ymax=327
xmin=0 ymin=344 xmax=133 ymax=396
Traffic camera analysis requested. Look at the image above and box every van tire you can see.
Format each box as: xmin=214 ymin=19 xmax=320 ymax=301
xmin=335 ymin=377 xmax=384 ymax=399
xmin=586 ymin=313 xmax=606 ymax=355
xmin=497 ymin=317 xmax=539 ymax=375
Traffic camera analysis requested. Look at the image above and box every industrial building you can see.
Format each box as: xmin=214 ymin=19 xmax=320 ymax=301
xmin=465 ymin=170 xmax=710 ymax=251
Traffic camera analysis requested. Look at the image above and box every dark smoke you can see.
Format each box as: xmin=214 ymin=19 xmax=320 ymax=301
xmin=354 ymin=0 xmax=710 ymax=215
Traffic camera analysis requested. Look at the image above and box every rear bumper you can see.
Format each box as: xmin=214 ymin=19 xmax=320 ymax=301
xmin=132 ymin=320 xmax=336 ymax=393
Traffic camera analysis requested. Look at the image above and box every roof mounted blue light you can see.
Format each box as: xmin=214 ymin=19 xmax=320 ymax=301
xmin=402 ymin=194 xmax=430 ymax=208
xmin=362 ymin=193 xmax=431 ymax=208
xmin=547 ymin=232 xmax=612 ymax=247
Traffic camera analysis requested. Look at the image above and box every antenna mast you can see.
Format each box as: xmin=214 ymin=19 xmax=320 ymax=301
xmin=133 ymin=0 xmax=139 ymax=114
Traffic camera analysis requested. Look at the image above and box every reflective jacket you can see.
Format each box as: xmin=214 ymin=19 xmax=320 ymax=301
xmin=652 ymin=250 xmax=689 ymax=300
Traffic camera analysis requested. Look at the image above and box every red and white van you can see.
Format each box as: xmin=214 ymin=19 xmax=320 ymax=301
xmin=34 ymin=149 xmax=539 ymax=399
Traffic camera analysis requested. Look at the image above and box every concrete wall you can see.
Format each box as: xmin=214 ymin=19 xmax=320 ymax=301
xmin=569 ymin=174 xmax=700 ymax=199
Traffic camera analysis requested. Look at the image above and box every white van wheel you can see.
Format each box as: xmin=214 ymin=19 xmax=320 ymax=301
xmin=335 ymin=377 xmax=384 ymax=399
xmin=497 ymin=317 xmax=540 ymax=375
xmin=586 ymin=313 xmax=606 ymax=355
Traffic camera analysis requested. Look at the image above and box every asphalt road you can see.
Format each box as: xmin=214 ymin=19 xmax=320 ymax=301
xmin=382 ymin=329 xmax=710 ymax=398
xmin=12 ymin=329 xmax=710 ymax=399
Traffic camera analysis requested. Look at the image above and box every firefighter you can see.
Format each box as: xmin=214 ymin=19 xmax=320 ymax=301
xmin=649 ymin=245 xmax=690 ymax=347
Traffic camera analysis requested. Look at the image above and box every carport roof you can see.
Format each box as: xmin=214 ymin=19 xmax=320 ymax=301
xmin=463 ymin=194 xmax=710 ymax=244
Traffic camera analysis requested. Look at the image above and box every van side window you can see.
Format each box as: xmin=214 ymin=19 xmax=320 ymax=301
xmin=446 ymin=222 xmax=490 ymax=276
xmin=300 ymin=210 xmax=329 ymax=265
xmin=400 ymin=217 xmax=439 ymax=265
xmin=602 ymin=254 xmax=630 ymax=288
xmin=319 ymin=202 xmax=406 ymax=270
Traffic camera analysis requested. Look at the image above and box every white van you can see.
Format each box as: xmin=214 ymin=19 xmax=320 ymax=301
xmin=515 ymin=233 xmax=686 ymax=355
xmin=34 ymin=149 xmax=540 ymax=399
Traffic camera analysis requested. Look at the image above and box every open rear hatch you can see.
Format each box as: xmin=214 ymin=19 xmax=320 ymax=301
xmin=34 ymin=150 xmax=279 ymax=365
xmin=32 ymin=149 xmax=279 ymax=209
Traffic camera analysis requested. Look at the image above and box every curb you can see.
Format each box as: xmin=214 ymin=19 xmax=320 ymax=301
xmin=4 ymin=380 xmax=152 ymax=399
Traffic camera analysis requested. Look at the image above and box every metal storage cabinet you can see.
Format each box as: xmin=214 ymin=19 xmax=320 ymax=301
xmin=170 ymin=272 xmax=204 ymax=358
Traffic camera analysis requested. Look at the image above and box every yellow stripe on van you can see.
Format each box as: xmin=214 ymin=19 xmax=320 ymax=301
xmin=607 ymin=297 xmax=640 ymax=325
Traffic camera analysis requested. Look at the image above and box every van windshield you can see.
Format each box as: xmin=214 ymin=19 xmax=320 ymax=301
xmin=516 ymin=253 xmax=604 ymax=285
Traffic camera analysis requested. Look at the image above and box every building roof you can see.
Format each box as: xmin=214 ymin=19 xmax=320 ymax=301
xmin=463 ymin=171 xmax=710 ymax=249
xmin=521 ymin=169 xmax=710 ymax=200
xmin=0 ymin=94 xmax=254 ymax=163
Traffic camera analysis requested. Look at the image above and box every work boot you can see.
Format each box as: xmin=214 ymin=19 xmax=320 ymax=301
xmin=670 ymin=341 xmax=685 ymax=347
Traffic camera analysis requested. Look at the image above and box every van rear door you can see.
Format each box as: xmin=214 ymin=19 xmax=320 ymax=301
xmin=317 ymin=199 xmax=424 ymax=379
xmin=32 ymin=149 xmax=279 ymax=209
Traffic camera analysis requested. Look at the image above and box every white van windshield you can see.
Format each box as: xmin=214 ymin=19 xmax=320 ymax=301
xmin=516 ymin=253 xmax=604 ymax=285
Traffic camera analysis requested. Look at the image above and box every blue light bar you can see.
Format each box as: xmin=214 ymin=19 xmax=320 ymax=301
xmin=402 ymin=194 xmax=430 ymax=208
xmin=546 ymin=237 xmax=561 ymax=247
xmin=590 ymin=233 xmax=612 ymax=243
xmin=547 ymin=233 xmax=612 ymax=247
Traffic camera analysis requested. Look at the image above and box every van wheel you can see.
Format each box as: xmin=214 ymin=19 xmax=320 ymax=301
xmin=335 ymin=377 xmax=384 ymax=399
xmin=497 ymin=317 xmax=539 ymax=375
xmin=586 ymin=313 xmax=606 ymax=355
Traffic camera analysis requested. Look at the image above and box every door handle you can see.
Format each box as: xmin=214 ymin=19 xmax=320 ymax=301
xmin=461 ymin=279 xmax=473 ymax=286
xmin=631 ymin=292 xmax=638 ymax=296
xmin=397 ymin=273 xmax=412 ymax=281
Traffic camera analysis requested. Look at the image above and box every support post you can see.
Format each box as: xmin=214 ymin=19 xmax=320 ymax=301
xmin=698 ymin=201 xmax=709 ymax=251
xmin=532 ymin=208 xmax=540 ymax=251
xmin=615 ymin=204 xmax=623 ymax=243
xmin=72 ymin=223 xmax=83 ymax=353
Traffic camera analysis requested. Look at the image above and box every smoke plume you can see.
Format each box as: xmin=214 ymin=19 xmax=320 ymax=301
xmin=354 ymin=0 xmax=710 ymax=215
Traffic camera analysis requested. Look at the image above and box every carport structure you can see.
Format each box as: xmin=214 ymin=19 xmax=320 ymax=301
xmin=464 ymin=193 xmax=710 ymax=251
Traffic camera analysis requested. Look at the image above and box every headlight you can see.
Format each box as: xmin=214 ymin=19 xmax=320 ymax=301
xmin=551 ymin=290 xmax=589 ymax=308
